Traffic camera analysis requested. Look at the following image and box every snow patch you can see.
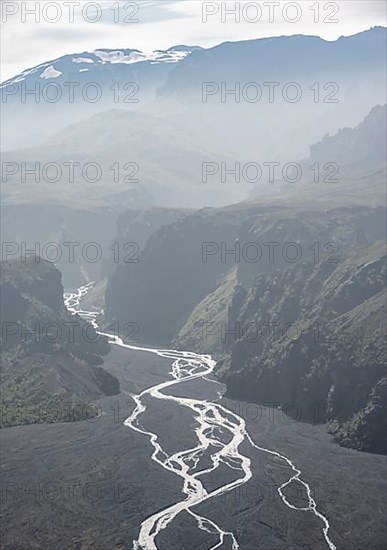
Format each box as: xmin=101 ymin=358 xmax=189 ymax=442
xmin=153 ymin=49 xmax=191 ymax=63
xmin=93 ymin=48 xmax=191 ymax=65
xmin=94 ymin=50 xmax=146 ymax=64
xmin=40 ymin=66 xmax=62 ymax=79
xmin=73 ymin=57 xmax=94 ymax=64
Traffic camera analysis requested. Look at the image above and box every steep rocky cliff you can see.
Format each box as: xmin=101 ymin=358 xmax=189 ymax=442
xmin=0 ymin=257 xmax=119 ymax=427
xmin=225 ymin=238 xmax=386 ymax=454
xmin=106 ymin=201 xmax=386 ymax=453
xmin=104 ymin=104 xmax=387 ymax=453
xmin=106 ymin=206 xmax=249 ymax=344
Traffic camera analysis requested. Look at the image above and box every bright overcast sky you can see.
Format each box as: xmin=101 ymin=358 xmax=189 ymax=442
xmin=1 ymin=0 xmax=386 ymax=81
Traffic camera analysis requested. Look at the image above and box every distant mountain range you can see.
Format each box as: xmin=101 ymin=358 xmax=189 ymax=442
xmin=1 ymin=102 xmax=385 ymax=288
xmin=1 ymin=27 xmax=386 ymax=155
xmin=2 ymin=44 xmax=202 ymax=91
xmin=1 ymin=29 xmax=386 ymax=453
xmin=0 ymin=45 xmax=202 ymax=149
xmin=160 ymin=27 xmax=386 ymax=96
xmin=1 ymin=107 xmax=248 ymax=215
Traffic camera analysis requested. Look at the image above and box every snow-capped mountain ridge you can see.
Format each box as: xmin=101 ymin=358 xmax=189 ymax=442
xmin=1 ymin=45 xmax=202 ymax=87
xmin=1 ymin=28 xmax=385 ymax=152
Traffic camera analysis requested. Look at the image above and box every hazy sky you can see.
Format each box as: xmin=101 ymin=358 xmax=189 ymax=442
xmin=1 ymin=0 xmax=386 ymax=81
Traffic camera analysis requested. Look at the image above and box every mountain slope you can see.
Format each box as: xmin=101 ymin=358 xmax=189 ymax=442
xmin=2 ymin=28 xmax=386 ymax=161
xmin=0 ymin=258 xmax=118 ymax=427
xmin=225 ymin=238 xmax=386 ymax=454
xmin=310 ymin=104 xmax=387 ymax=171
xmin=2 ymin=109 xmax=246 ymax=209
xmin=160 ymin=27 xmax=386 ymax=96
xmin=105 ymin=198 xmax=387 ymax=453
xmin=158 ymin=27 xmax=387 ymax=160
xmin=1 ymin=45 xmax=202 ymax=149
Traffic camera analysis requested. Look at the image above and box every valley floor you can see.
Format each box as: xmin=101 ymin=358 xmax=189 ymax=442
xmin=1 ymin=345 xmax=386 ymax=550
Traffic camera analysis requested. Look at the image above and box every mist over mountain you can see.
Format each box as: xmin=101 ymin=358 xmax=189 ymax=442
xmin=2 ymin=27 xmax=386 ymax=161
xmin=105 ymin=198 xmax=387 ymax=455
xmin=1 ymin=20 xmax=387 ymax=550
xmin=310 ymin=104 xmax=387 ymax=171
xmin=1 ymin=29 xmax=386 ymax=279
xmin=157 ymin=27 xmax=386 ymax=160
xmin=103 ymin=102 xmax=387 ymax=454
xmin=1 ymin=45 xmax=202 ymax=150
xmin=2 ymin=108 xmax=245 ymax=209
xmin=248 ymin=103 xmax=387 ymax=198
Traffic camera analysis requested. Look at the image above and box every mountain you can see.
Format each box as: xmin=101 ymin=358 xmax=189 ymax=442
xmin=222 ymin=224 xmax=386 ymax=454
xmin=105 ymin=206 xmax=247 ymax=344
xmin=104 ymin=173 xmax=387 ymax=453
xmin=111 ymin=206 xmax=194 ymax=259
xmin=157 ymin=27 xmax=387 ymax=160
xmin=159 ymin=27 xmax=386 ymax=96
xmin=0 ymin=106 xmax=244 ymax=289
xmin=0 ymin=45 xmax=202 ymax=150
xmin=1 ymin=30 xmax=386 ymax=449
xmin=0 ymin=257 xmax=119 ymax=427
xmin=310 ymin=104 xmax=387 ymax=171
xmin=106 ymin=200 xmax=387 ymax=453
xmin=249 ymin=103 xmax=387 ymax=198
xmin=0 ymin=204 xmax=122 ymax=288
xmin=2 ymin=28 xmax=385 ymax=161
xmin=2 ymin=45 xmax=202 ymax=94
xmin=1 ymin=108 xmax=246 ymax=210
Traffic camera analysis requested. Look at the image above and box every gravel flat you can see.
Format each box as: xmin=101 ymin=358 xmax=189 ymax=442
xmin=1 ymin=345 xmax=386 ymax=550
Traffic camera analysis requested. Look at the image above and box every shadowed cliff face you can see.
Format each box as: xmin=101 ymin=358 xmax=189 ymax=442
xmin=103 ymin=105 xmax=387 ymax=453
xmin=225 ymin=237 xmax=386 ymax=453
xmin=0 ymin=257 xmax=119 ymax=427
xmin=105 ymin=208 xmax=247 ymax=344
xmin=106 ymin=201 xmax=386 ymax=453
xmin=221 ymin=209 xmax=386 ymax=454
